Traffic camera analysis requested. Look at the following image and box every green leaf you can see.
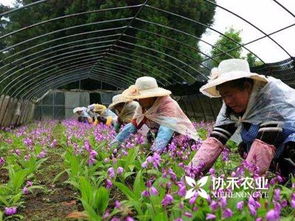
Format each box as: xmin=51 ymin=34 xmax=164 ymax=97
xmin=52 ymin=170 xmax=67 ymax=183
xmin=81 ymin=199 xmax=102 ymax=221
xmin=123 ymin=146 xmax=139 ymax=171
xmin=0 ymin=195 xmax=9 ymax=206
xmin=133 ymin=170 xmax=145 ymax=200
xmin=114 ymin=182 xmax=136 ymax=200
xmin=96 ymin=187 xmax=109 ymax=214
xmin=78 ymin=177 xmax=92 ymax=204
xmin=123 ymin=172 xmax=135 ymax=180
xmin=154 ymin=212 xmax=168 ymax=221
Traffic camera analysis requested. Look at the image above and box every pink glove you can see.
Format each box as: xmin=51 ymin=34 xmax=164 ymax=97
xmin=245 ymin=139 xmax=276 ymax=175
xmin=190 ymin=137 xmax=224 ymax=171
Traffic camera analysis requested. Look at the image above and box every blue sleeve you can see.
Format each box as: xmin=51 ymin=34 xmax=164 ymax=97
xmin=151 ymin=125 xmax=174 ymax=152
xmin=115 ymin=123 xmax=137 ymax=143
xmin=81 ymin=110 xmax=90 ymax=118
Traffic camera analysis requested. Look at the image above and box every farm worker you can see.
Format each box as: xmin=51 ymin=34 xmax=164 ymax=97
xmin=108 ymin=94 xmax=140 ymax=133
xmin=110 ymin=76 xmax=199 ymax=153
xmin=190 ymin=59 xmax=295 ymax=179
xmin=73 ymin=107 xmax=93 ymax=124
xmin=88 ymin=104 xmax=117 ymax=126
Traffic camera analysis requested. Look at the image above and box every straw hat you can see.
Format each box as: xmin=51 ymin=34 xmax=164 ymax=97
xmin=73 ymin=107 xmax=84 ymax=114
xmin=93 ymin=104 xmax=107 ymax=114
xmin=122 ymin=76 xmax=171 ymax=99
xmin=109 ymin=94 xmax=132 ymax=109
xmin=200 ymin=59 xmax=268 ymax=98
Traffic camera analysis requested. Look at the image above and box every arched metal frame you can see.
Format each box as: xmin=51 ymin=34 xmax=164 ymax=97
xmin=0 ymin=0 xmax=294 ymax=102
xmin=27 ymin=72 xmax=125 ymax=101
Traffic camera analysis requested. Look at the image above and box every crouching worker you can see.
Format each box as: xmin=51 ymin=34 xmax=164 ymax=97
xmin=110 ymin=76 xmax=199 ymax=153
xmin=73 ymin=107 xmax=93 ymax=124
xmin=88 ymin=104 xmax=117 ymax=126
xmin=109 ymin=94 xmax=139 ymax=133
xmin=190 ymin=59 xmax=295 ymax=179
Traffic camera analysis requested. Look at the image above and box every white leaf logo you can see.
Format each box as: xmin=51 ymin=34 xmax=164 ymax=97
xmin=185 ymin=176 xmax=209 ymax=199
xmin=197 ymin=176 xmax=209 ymax=187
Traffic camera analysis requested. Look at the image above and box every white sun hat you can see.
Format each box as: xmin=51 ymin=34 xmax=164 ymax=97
xmin=109 ymin=94 xmax=132 ymax=109
xmin=122 ymin=76 xmax=171 ymax=99
xmin=200 ymin=59 xmax=268 ymax=98
xmin=73 ymin=107 xmax=84 ymax=113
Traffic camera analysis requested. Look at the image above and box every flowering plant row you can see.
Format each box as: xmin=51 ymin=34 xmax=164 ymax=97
xmin=0 ymin=120 xmax=294 ymax=220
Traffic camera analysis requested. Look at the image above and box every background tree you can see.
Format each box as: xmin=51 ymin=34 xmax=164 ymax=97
xmin=210 ymin=27 xmax=262 ymax=67
xmin=210 ymin=27 xmax=242 ymax=67
xmin=246 ymin=52 xmax=263 ymax=67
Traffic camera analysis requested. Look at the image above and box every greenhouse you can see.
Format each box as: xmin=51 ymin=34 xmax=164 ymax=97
xmin=0 ymin=0 xmax=294 ymax=220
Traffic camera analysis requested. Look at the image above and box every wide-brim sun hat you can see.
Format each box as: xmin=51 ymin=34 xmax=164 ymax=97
xmin=109 ymin=94 xmax=132 ymax=109
xmin=93 ymin=104 xmax=107 ymax=114
xmin=122 ymin=76 xmax=171 ymax=99
xmin=73 ymin=107 xmax=84 ymax=114
xmin=200 ymin=59 xmax=268 ymax=98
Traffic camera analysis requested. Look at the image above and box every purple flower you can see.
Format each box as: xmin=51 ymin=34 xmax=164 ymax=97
xmin=236 ymin=201 xmax=244 ymax=210
xmin=23 ymin=137 xmax=33 ymax=147
xmin=174 ymin=218 xmax=183 ymax=221
xmin=50 ymin=139 xmax=58 ymax=148
xmin=141 ymin=161 xmax=148 ymax=168
xmin=221 ymin=148 xmax=230 ymax=161
xmin=4 ymin=207 xmax=17 ymax=216
xmin=103 ymin=210 xmax=110 ymax=219
xmin=90 ymin=150 xmax=98 ymax=158
xmin=281 ymin=200 xmax=288 ymax=208
xmin=107 ymin=167 xmax=115 ymax=178
xmin=274 ymin=189 xmax=280 ymax=201
xmin=184 ymin=212 xmax=192 ymax=218
xmin=248 ymin=196 xmax=260 ymax=209
xmin=105 ymin=179 xmax=112 ymax=189
xmin=152 ymin=153 xmax=161 ymax=169
xmin=209 ymin=168 xmax=215 ymax=175
xmin=84 ymin=140 xmax=92 ymax=152
xmin=248 ymin=204 xmax=257 ymax=216
xmin=114 ymin=200 xmax=121 ymax=209
xmin=88 ymin=157 xmax=96 ymax=165
xmin=167 ymin=168 xmax=177 ymax=180
xmin=223 ymin=208 xmax=233 ymax=218
xmin=26 ymin=181 xmax=33 ymax=186
xmin=37 ymin=151 xmax=47 ymax=158
xmin=125 ymin=217 xmax=134 ymax=221
xmin=189 ymin=195 xmax=197 ymax=205
xmin=276 ymin=175 xmax=284 ymax=183
xmin=210 ymin=200 xmax=219 ymax=210
xmin=161 ymin=194 xmax=174 ymax=206
xmin=22 ymin=187 xmax=29 ymax=194
xmin=0 ymin=157 xmax=5 ymax=167
xmin=13 ymin=149 xmax=21 ymax=156
xmin=274 ymin=202 xmax=282 ymax=211
xmin=150 ymin=186 xmax=159 ymax=196
xmin=177 ymin=185 xmax=186 ymax=197
xmin=179 ymin=202 xmax=184 ymax=209
xmin=291 ymin=199 xmax=295 ymax=208
xmin=266 ymin=209 xmax=280 ymax=221
xmin=178 ymin=162 xmax=184 ymax=168
xmin=117 ymin=167 xmax=124 ymax=175
xmin=141 ymin=190 xmax=150 ymax=197
xmin=206 ymin=213 xmax=216 ymax=220
xmin=220 ymin=197 xmax=227 ymax=208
